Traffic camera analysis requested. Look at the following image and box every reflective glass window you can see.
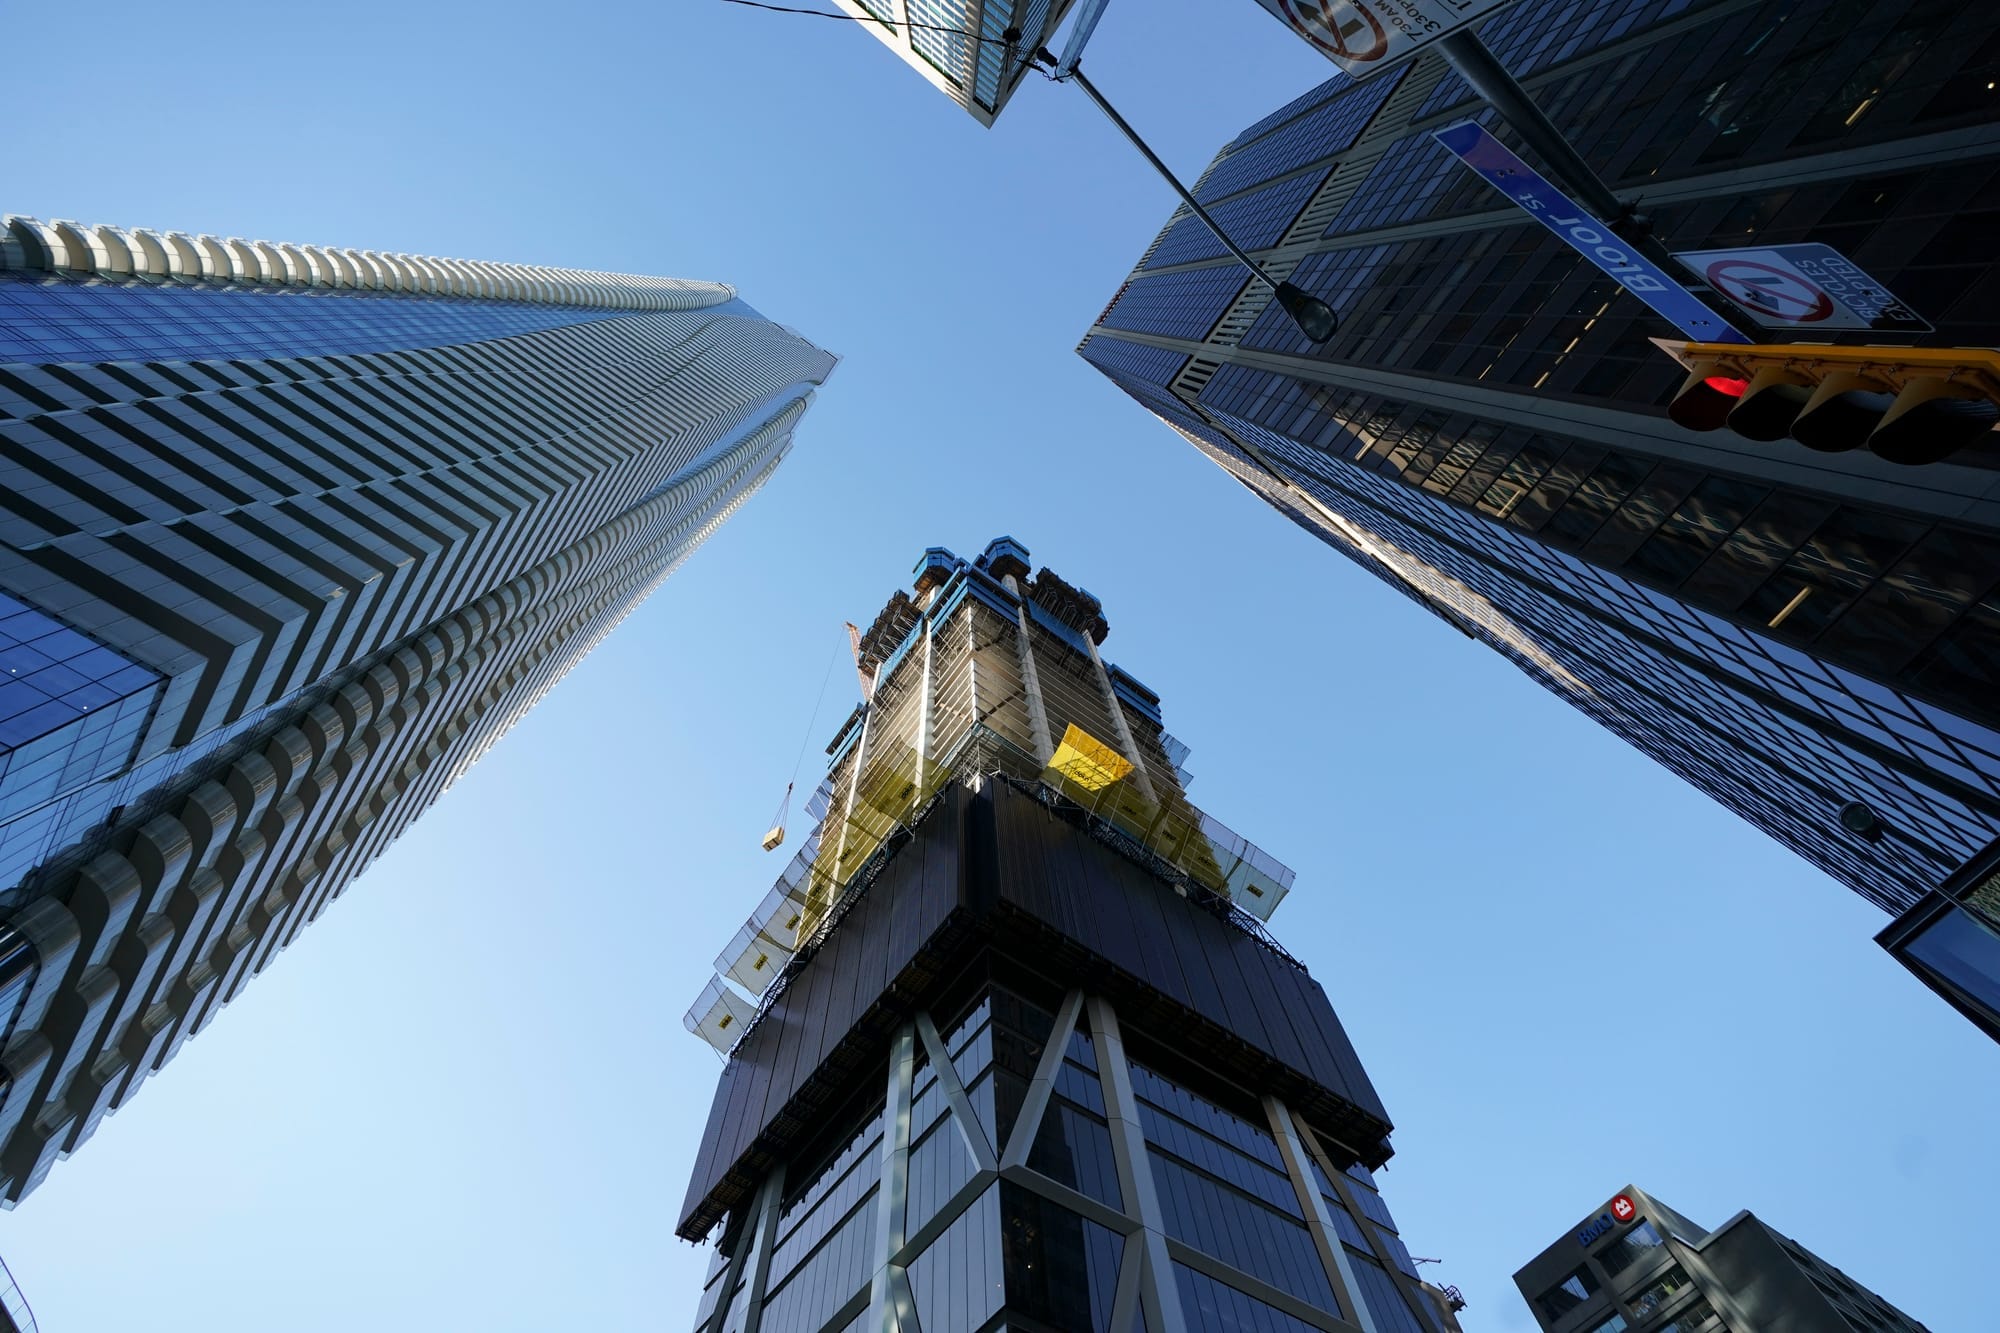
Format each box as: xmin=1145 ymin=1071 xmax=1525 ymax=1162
xmin=1656 ymin=1297 xmax=1721 ymax=1332
xmin=1628 ymin=1264 xmax=1694 ymax=1320
xmin=1742 ymin=509 xmax=1928 ymax=642
xmin=905 ymin=1183 xmax=1004 ymax=1333
xmin=1150 ymin=1151 xmax=1335 ymax=1309
xmin=1535 ymin=1265 xmax=1602 ymax=1321
xmin=1001 ymin=1183 xmax=1122 ymax=1333
xmin=0 ymin=274 xmax=638 ymax=365
xmin=1598 ymin=1220 xmax=1666 ymax=1276
xmin=1176 ymin=1262 xmax=1331 ymax=1333
xmin=1902 ymin=902 xmax=2000 ymax=1022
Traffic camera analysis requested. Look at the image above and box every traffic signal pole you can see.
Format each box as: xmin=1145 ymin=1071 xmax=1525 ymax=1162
xmin=1435 ymin=31 xmax=1659 ymax=247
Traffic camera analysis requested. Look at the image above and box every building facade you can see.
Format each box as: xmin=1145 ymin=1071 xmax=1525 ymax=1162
xmin=1515 ymin=1185 xmax=1929 ymax=1333
xmin=826 ymin=0 xmax=1078 ymax=125
xmin=680 ymin=539 xmax=1454 ymax=1333
xmin=0 ymin=214 xmax=836 ymax=1203
xmin=1079 ymin=0 xmax=2000 ymax=1034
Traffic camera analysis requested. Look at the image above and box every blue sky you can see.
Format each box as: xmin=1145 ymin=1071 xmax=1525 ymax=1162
xmin=3 ymin=2 xmax=1995 ymax=1329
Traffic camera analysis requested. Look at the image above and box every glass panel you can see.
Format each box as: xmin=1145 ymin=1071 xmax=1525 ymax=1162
xmin=1628 ymin=1264 xmax=1694 ymax=1321
xmin=1000 ymin=1183 xmax=1123 ymax=1333
xmin=906 ymin=1115 xmax=980 ymax=1240
xmin=1598 ymin=1220 xmax=1666 ymax=1276
xmin=1348 ymin=1253 xmax=1429 ymax=1333
xmin=906 ymin=1183 xmax=1004 ymax=1333
xmin=1150 ymin=1151 xmax=1336 ymax=1310
xmin=1623 ymin=477 xmax=1769 ymax=589
xmin=1903 ymin=904 xmax=2000 ymax=1022
xmin=1740 ymin=509 xmax=1927 ymax=642
xmin=1535 ymin=1265 xmax=1601 ymax=1321
xmin=1176 ymin=1262 xmax=1330 ymax=1333
xmin=1026 ymin=1097 xmax=1123 ymax=1209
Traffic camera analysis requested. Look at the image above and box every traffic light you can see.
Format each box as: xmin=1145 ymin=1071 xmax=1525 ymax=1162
xmin=1657 ymin=340 xmax=2000 ymax=465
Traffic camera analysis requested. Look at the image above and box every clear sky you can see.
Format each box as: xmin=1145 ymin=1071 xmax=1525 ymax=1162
xmin=3 ymin=2 xmax=1995 ymax=1330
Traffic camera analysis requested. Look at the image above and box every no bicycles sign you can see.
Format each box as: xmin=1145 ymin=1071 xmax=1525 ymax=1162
xmin=1674 ymin=243 xmax=1932 ymax=333
xmin=1253 ymin=0 xmax=1519 ymax=79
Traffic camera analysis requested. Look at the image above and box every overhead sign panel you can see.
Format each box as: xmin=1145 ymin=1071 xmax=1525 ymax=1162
xmin=1433 ymin=122 xmax=1751 ymax=344
xmin=1673 ymin=243 xmax=1933 ymax=333
xmin=1252 ymin=0 xmax=1518 ymax=80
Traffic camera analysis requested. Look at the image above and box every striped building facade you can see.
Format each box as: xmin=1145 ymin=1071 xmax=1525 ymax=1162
xmin=0 ymin=215 xmax=836 ymax=1202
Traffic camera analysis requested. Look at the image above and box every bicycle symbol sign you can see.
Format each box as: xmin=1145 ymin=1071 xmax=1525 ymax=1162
xmin=1704 ymin=259 xmax=1837 ymax=323
xmin=1252 ymin=0 xmax=1519 ymax=80
xmin=1674 ymin=243 xmax=1932 ymax=333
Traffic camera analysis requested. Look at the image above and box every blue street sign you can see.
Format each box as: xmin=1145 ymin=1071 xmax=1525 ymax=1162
xmin=1432 ymin=122 xmax=1751 ymax=344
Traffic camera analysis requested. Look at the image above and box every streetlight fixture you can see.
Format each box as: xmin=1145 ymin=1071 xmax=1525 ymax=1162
xmin=1036 ymin=47 xmax=1339 ymax=344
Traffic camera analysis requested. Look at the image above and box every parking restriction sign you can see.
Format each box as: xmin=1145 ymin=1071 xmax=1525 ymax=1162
xmin=1252 ymin=0 xmax=1520 ymax=80
xmin=1674 ymin=243 xmax=1933 ymax=333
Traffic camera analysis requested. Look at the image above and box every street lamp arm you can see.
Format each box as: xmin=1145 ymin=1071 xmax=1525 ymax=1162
xmin=1039 ymin=50 xmax=1338 ymax=343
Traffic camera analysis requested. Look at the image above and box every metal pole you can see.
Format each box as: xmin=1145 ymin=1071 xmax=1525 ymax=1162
xmin=1053 ymin=57 xmax=1285 ymax=290
xmin=1436 ymin=31 xmax=1647 ymax=240
xmin=1046 ymin=53 xmax=1338 ymax=340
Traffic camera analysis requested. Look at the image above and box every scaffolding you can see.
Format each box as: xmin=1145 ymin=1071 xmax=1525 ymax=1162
xmin=683 ymin=542 xmax=1300 ymax=1054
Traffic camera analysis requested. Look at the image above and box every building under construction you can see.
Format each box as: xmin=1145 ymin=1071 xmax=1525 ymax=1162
xmin=680 ymin=538 xmax=1457 ymax=1333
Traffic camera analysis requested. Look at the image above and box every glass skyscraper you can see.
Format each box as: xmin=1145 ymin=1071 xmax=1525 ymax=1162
xmin=681 ymin=538 xmax=1459 ymax=1333
xmin=1079 ymin=0 xmax=2000 ymax=1038
xmin=0 ymin=214 xmax=835 ymax=1203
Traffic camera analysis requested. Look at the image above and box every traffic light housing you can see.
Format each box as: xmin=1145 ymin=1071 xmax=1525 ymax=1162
xmin=1657 ymin=340 xmax=2000 ymax=465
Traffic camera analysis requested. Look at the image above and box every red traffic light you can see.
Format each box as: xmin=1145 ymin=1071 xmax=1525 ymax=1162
xmin=1668 ymin=361 xmax=1748 ymax=431
xmin=1652 ymin=340 xmax=2000 ymax=466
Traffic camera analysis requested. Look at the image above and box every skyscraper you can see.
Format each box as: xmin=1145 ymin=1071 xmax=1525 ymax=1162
xmin=1516 ymin=1185 xmax=1928 ymax=1332
xmin=0 ymin=214 xmax=836 ymax=1203
xmin=825 ymin=0 xmax=1078 ymax=125
xmin=1079 ymin=0 xmax=2000 ymax=1036
xmin=681 ymin=538 xmax=1451 ymax=1333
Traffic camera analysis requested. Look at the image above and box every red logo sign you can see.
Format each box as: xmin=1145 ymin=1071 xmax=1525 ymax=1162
xmin=1610 ymin=1194 xmax=1638 ymax=1223
xmin=1279 ymin=0 xmax=1390 ymax=62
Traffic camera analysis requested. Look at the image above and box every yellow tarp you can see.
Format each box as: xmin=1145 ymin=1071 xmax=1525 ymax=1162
xmin=1046 ymin=724 xmax=1134 ymax=792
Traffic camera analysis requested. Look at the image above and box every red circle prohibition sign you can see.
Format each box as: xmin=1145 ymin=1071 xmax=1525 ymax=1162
xmin=1705 ymin=259 xmax=1836 ymax=322
xmin=1280 ymin=0 xmax=1390 ymax=62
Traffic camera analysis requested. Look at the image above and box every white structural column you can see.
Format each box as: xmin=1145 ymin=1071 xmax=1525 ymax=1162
xmin=1267 ymin=1096 xmax=1379 ymax=1333
xmin=998 ymin=990 xmax=1085 ymax=1168
xmin=963 ymin=601 xmax=981 ymax=728
xmin=915 ymin=1012 xmax=997 ymax=1171
xmin=868 ymin=1023 xmax=919 ymax=1333
xmin=1087 ymin=996 xmax=1189 ymax=1333
xmin=1004 ymin=580 xmax=1056 ymax=763
xmin=700 ymin=1166 xmax=785 ymax=1333
xmin=916 ymin=614 xmax=935 ymax=782
xmin=738 ymin=1165 xmax=788 ymax=1333
xmin=1084 ymin=633 xmax=1160 ymax=804
xmin=825 ymin=699 xmax=876 ymax=926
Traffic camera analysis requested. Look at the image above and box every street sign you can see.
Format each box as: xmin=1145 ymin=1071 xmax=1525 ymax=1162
xmin=1432 ymin=123 xmax=1751 ymax=344
xmin=1673 ymin=243 xmax=1933 ymax=333
xmin=1252 ymin=0 xmax=1519 ymax=80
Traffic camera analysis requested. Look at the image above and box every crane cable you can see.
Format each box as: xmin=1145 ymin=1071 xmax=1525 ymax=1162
xmin=769 ymin=637 xmax=842 ymax=841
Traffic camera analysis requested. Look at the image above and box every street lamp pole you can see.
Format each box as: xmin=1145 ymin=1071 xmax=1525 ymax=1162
xmin=1038 ymin=49 xmax=1339 ymax=343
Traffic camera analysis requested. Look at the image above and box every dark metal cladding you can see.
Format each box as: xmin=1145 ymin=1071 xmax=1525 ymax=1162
xmin=677 ymin=781 xmax=1392 ymax=1240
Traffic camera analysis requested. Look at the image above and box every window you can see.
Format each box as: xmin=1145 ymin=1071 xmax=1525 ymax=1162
xmin=1657 ymin=1298 xmax=1719 ymax=1333
xmin=1628 ymin=1264 xmax=1693 ymax=1319
xmin=1583 ymin=1315 xmax=1629 ymax=1333
xmin=1599 ymin=1220 xmax=1666 ymax=1276
xmin=1535 ymin=1265 xmax=1601 ymax=1321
